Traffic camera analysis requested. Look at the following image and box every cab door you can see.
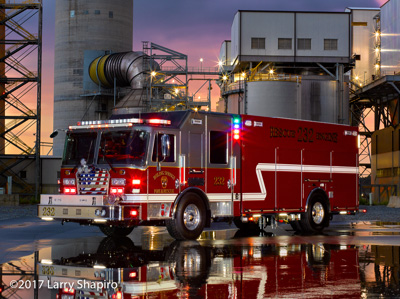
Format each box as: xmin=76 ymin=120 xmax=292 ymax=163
xmin=148 ymin=131 xmax=180 ymax=198
xmin=206 ymin=115 xmax=234 ymax=203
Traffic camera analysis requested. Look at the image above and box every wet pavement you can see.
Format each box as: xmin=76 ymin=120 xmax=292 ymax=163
xmin=1 ymin=216 xmax=400 ymax=298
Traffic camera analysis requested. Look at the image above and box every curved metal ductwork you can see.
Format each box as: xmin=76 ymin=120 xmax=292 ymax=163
xmin=89 ymin=51 xmax=154 ymax=89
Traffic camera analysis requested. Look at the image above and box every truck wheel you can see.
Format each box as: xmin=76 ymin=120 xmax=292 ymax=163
xmin=300 ymin=194 xmax=329 ymax=233
xmin=98 ymin=225 xmax=134 ymax=237
xmin=167 ymin=240 xmax=211 ymax=293
xmin=306 ymin=244 xmax=331 ymax=270
xmin=166 ymin=193 xmax=206 ymax=240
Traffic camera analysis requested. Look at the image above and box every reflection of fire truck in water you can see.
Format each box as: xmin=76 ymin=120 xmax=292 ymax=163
xmin=40 ymin=238 xmax=361 ymax=298
xmin=39 ymin=111 xmax=359 ymax=239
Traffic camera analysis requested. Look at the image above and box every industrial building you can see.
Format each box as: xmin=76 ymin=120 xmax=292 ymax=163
xmin=52 ymin=0 xmax=216 ymax=157
xmin=350 ymin=0 xmax=400 ymax=202
xmin=218 ymin=11 xmax=352 ymax=125
xmin=216 ymin=3 xmax=400 ymax=203
xmin=346 ymin=7 xmax=381 ymax=85
xmin=1 ymin=0 xmax=400 ymax=204
xmin=52 ymin=0 xmax=133 ymax=157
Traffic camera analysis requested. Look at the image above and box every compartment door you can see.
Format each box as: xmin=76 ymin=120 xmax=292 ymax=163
xmin=187 ymin=132 xmax=205 ymax=191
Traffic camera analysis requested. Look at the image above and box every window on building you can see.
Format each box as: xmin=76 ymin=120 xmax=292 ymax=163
xmin=94 ymin=10 xmax=100 ymax=15
xmin=152 ymin=133 xmax=175 ymax=163
xmin=210 ymin=131 xmax=228 ymax=164
xmin=83 ymin=10 xmax=89 ymax=15
xmin=70 ymin=10 xmax=75 ymax=18
xmin=324 ymin=39 xmax=338 ymax=50
xmin=297 ymin=38 xmax=311 ymax=50
xmin=251 ymin=38 xmax=265 ymax=49
xmin=19 ymin=171 xmax=27 ymax=179
xmin=278 ymin=38 xmax=292 ymax=50
xmin=109 ymin=11 xmax=113 ymax=18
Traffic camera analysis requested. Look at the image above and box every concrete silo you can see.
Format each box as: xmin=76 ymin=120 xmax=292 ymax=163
xmin=53 ymin=0 xmax=133 ymax=156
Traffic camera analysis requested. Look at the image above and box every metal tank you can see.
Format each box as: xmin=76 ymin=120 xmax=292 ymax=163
xmin=53 ymin=0 xmax=133 ymax=156
xmin=226 ymin=76 xmax=348 ymax=124
xmin=300 ymin=76 xmax=348 ymax=123
xmin=245 ymin=81 xmax=300 ymax=119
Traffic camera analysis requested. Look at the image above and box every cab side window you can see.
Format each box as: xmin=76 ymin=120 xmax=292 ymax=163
xmin=152 ymin=134 xmax=175 ymax=162
xmin=210 ymin=131 xmax=228 ymax=164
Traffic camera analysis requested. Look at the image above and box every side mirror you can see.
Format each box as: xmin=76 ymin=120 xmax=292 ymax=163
xmin=157 ymin=134 xmax=170 ymax=171
xmin=161 ymin=134 xmax=170 ymax=159
xmin=50 ymin=130 xmax=59 ymax=138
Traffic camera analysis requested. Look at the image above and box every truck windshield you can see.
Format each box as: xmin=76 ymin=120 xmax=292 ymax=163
xmin=62 ymin=132 xmax=97 ymax=165
xmin=98 ymin=130 xmax=149 ymax=166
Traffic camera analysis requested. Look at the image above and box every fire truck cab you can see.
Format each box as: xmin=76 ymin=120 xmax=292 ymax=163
xmin=39 ymin=111 xmax=359 ymax=240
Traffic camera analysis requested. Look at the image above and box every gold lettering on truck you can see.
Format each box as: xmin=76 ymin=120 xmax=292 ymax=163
xmin=153 ymin=171 xmax=176 ymax=180
xmin=154 ymin=189 xmax=174 ymax=194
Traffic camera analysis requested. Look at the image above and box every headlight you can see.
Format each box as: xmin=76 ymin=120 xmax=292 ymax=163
xmin=111 ymin=178 xmax=126 ymax=186
xmin=63 ymin=178 xmax=76 ymax=185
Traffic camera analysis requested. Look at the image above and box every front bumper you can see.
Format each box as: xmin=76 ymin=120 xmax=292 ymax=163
xmin=38 ymin=194 xmax=137 ymax=222
xmin=38 ymin=194 xmax=174 ymax=223
xmin=38 ymin=204 xmax=134 ymax=222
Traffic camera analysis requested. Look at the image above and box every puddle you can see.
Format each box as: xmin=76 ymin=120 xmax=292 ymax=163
xmin=1 ymin=231 xmax=400 ymax=298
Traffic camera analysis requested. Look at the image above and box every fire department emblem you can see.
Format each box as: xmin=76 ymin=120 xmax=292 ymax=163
xmin=161 ymin=176 xmax=168 ymax=189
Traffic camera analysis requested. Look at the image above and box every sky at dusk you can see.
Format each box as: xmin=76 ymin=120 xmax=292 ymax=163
xmin=38 ymin=0 xmax=387 ymax=152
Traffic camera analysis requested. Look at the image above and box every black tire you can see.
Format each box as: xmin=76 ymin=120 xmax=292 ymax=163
xmin=289 ymin=220 xmax=302 ymax=233
xmin=166 ymin=193 xmax=206 ymax=240
xmin=167 ymin=240 xmax=211 ymax=297
xmin=300 ymin=193 xmax=329 ymax=233
xmin=98 ymin=225 xmax=135 ymax=237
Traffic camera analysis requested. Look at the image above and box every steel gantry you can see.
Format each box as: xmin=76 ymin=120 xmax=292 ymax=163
xmin=0 ymin=0 xmax=42 ymax=199
xmin=350 ymin=75 xmax=400 ymax=178
xmin=142 ymin=42 xmax=219 ymax=111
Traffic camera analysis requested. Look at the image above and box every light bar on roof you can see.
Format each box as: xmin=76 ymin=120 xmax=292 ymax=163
xmin=69 ymin=118 xmax=143 ymax=130
xmin=70 ymin=123 xmax=133 ymax=130
xmin=79 ymin=118 xmax=143 ymax=126
xmin=68 ymin=117 xmax=171 ymax=130
xmin=148 ymin=119 xmax=171 ymax=125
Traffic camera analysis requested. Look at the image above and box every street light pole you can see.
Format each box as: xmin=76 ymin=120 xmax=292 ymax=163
xmin=200 ymin=58 xmax=203 ymax=71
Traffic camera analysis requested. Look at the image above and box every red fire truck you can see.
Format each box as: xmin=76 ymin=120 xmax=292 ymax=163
xmin=39 ymin=111 xmax=359 ymax=239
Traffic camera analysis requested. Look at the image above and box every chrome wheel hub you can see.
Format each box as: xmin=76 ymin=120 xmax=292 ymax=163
xmin=183 ymin=204 xmax=200 ymax=230
xmin=312 ymin=202 xmax=324 ymax=225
